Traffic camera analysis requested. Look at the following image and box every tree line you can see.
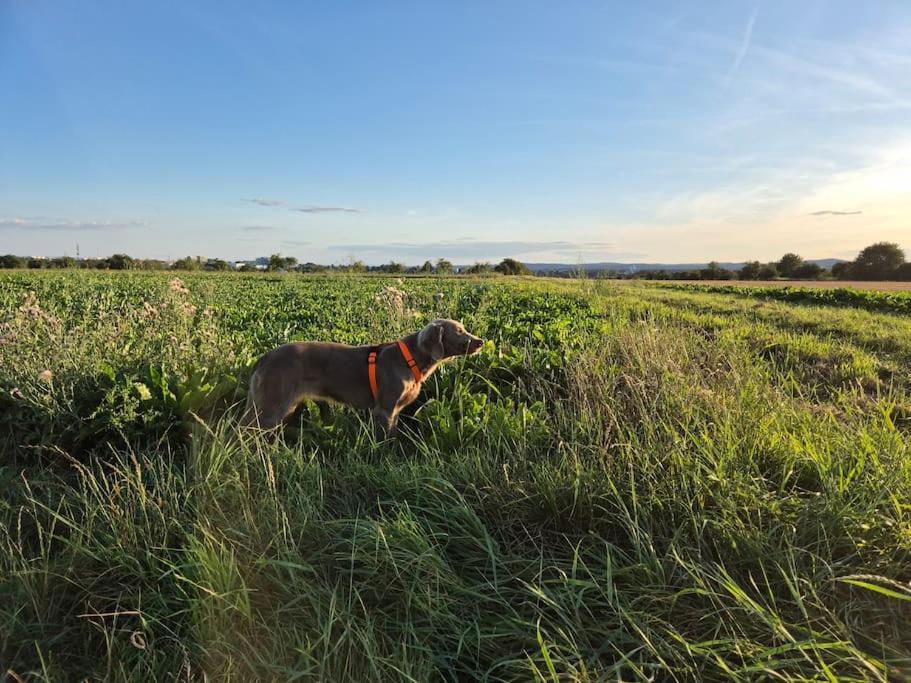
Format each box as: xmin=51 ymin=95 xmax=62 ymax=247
xmin=614 ymin=242 xmax=910 ymax=282
xmin=0 ymin=252 xmax=532 ymax=275
xmin=1 ymin=242 xmax=906 ymax=280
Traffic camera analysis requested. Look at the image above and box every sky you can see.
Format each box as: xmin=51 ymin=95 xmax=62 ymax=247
xmin=2 ymin=1 xmax=910 ymax=264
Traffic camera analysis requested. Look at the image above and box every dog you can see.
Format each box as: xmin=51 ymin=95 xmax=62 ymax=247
xmin=241 ymin=319 xmax=483 ymax=435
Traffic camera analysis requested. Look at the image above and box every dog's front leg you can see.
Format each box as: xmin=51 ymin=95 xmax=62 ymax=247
xmin=370 ymin=406 xmax=399 ymax=438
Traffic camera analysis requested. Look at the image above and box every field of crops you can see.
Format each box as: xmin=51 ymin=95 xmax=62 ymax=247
xmin=2 ymin=271 xmax=910 ymax=681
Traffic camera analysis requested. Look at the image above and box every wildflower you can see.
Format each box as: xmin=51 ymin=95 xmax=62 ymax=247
xmin=169 ymin=278 xmax=189 ymax=294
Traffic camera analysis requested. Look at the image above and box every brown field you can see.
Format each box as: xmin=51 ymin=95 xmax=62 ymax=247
xmin=658 ymin=279 xmax=911 ymax=292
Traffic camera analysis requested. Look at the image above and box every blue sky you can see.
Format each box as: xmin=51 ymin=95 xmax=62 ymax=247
xmin=2 ymin=1 xmax=909 ymax=264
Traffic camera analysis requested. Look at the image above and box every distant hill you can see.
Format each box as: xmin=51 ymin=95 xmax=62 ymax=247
xmin=523 ymin=259 xmax=846 ymax=274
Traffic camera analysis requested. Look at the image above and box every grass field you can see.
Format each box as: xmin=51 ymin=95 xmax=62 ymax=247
xmin=656 ymin=279 xmax=911 ymax=291
xmin=2 ymin=271 xmax=910 ymax=681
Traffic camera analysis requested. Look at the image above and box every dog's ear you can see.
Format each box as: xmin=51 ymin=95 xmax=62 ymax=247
xmin=419 ymin=321 xmax=445 ymax=361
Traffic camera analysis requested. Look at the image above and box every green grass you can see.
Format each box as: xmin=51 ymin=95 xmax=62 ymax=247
xmin=2 ymin=272 xmax=909 ymax=681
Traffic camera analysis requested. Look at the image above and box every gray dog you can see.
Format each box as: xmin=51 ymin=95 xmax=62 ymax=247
xmin=241 ymin=318 xmax=483 ymax=434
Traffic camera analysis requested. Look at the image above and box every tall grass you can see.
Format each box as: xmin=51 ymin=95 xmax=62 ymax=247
xmin=2 ymin=272 xmax=909 ymax=680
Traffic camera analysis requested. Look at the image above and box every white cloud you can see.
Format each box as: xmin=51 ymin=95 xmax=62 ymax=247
xmin=0 ymin=217 xmax=145 ymax=231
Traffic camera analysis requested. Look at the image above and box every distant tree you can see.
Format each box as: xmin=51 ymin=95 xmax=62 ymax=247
xmin=494 ymin=258 xmax=530 ymax=276
xmin=851 ymin=242 xmax=905 ymax=280
xmin=757 ymin=263 xmax=779 ymax=279
xmin=465 ymin=261 xmax=493 ymax=274
xmin=831 ymin=262 xmax=853 ymax=279
xmin=205 ymin=258 xmax=231 ymax=271
xmin=381 ymin=261 xmax=406 ymax=274
xmin=0 ymin=254 xmax=26 ymax=268
xmin=419 ymin=260 xmax=433 ymax=273
xmin=435 ymin=258 xmax=454 ymax=274
xmin=739 ymin=261 xmax=762 ymax=280
xmin=48 ymin=256 xmax=77 ymax=269
xmin=283 ymin=256 xmax=298 ymax=270
xmin=347 ymin=259 xmax=367 ymax=273
xmin=700 ymin=261 xmax=734 ymax=280
xmin=27 ymin=258 xmax=45 ymax=269
xmin=792 ymin=262 xmax=823 ymax=279
xmin=172 ymin=256 xmax=202 ymax=271
xmin=777 ymin=253 xmax=804 ymax=278
xmin=267 ymin=253 xmax=286 ymax=271
xmin=107 ymin=253 xmax=135 ymax=270
xmin=895 ymin=263 xmax=911 ymax=281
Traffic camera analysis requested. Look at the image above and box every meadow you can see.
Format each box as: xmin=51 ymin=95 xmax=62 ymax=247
xmin=1 ymin=271 xmax=909 ymax=681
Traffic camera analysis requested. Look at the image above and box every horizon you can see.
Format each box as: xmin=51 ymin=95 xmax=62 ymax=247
xmin=2 ymin=2 xmax=910 ymax=263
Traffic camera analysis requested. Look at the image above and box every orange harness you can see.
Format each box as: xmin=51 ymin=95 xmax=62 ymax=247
xmin=367 ymin=340 xmax=423 ymax=402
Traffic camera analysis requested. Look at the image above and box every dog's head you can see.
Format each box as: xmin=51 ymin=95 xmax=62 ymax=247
xmin=418 ymin=319 xmax=483 ymax=361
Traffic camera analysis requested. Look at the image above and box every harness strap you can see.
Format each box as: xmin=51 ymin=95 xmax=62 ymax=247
xmin=367 ymin=340 xmax=423 ymax=402
xmin=367 ymin=348 xmax=379 ymax=401
xmin=397 ymin=340 xmax=424 ymax=384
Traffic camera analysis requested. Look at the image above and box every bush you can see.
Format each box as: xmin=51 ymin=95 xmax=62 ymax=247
xmin=494 ymin=258 xmax=530 ymax=275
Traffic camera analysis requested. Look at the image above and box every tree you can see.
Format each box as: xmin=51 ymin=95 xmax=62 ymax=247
xmin=0 ymin=254 xmax=26 ymax=268
xmin=283 ymin=256 xmax=298 ymax=270
xmin=777 ymin=253 xmax=804 ymax=278
xmin=50 ymin=256 xmax=77 ymax=269
xmin=851 ymin=242 xmax=905 ymax=280
xmin=465 ymin=261 xmax=493 ymax=274
xmin=792 ymin=262 xmax=823 ymax=279
xmin=831 ymin=262 xmax=853 ymax=279
xmin=107 ymin=253 xmax=135 ymax=270
xmin=435 ymin=258 xmax=454 ymax=274
xmin=348 ymin=260 xmax=367 ymax=273
xmin=700 ymin=261 xmax=734 ymax=280
xmin=494 ymin=258 xmax=530 ymax=276
xmin=27 ymin=258 xmax=45 ymax=269
xmin=895 ymin=263 xmax=911 ymax=281
xmin=173 ymin=256 xmax=202 ymax=271
xmin=739 ymin=261 xmax=762 ymax=280
xmin=380 ymin=261 xmax=405 ymax=274
xmin=268 ymin=253 xmax=286 ymax=271
xmin=758 ymin=263 xmax=779 ymax=279
xmin=419 ymin=260 xmax=433 ymax=273
xmin=205 ymin=258 xmax=231 ymax=271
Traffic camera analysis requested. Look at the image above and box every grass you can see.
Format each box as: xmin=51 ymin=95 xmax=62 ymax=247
xmin=1 ymin=271 xmax=910 ymax=681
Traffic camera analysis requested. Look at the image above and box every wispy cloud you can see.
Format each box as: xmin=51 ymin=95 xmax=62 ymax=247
xmin=241 ymin=225 xmax=281 ymax=231
xmin=809 ymin=210 xmax=863 ymax=216
xmin=244 ymin=198 xmax=286 ymax=206
xmin=281 ymin=240 xmax=311 ymax=246
xmin=0 ymin=217 xmax=145 ymax=231
xmin=293 ymin=206 xmax=362 ymax=214
xmin=243 ymin=198 xmax=363 ymax=213
xmin=725 ymin=7 xmax=758 ymax=83
xmin=328 ymin=239 xmax=619 ymax=260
